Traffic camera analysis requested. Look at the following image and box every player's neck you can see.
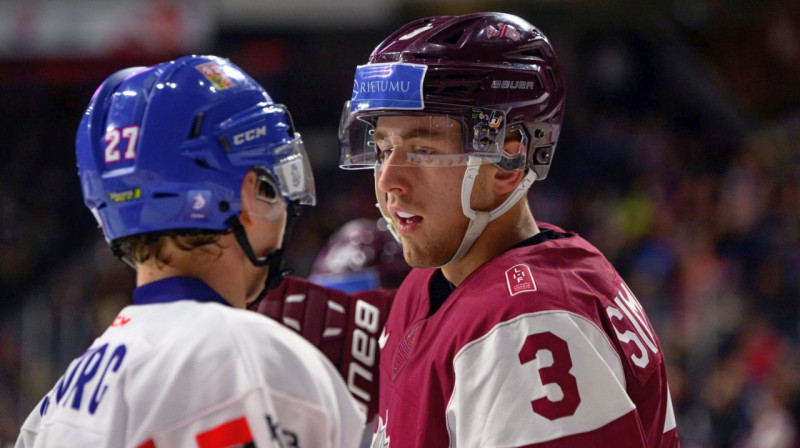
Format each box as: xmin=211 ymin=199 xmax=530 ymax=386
xmin=135 ymin=237 xmax=250 ymax=309
xmin=441 ymin=202 xmax=538 ymax=286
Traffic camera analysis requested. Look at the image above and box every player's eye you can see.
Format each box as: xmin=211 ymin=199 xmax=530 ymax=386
xmin=377 ymin=147 xmax=393 ymax=163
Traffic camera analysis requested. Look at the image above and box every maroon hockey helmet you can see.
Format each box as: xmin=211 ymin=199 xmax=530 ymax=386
xmin=310 ymin=218 xmax=410 ymax=293
xmin=339 ymin=12 xmax=565 ymax=180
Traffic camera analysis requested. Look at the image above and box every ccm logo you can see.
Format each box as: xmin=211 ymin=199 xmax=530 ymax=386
xmin=232 ymin=126 xmax=267 ymax=145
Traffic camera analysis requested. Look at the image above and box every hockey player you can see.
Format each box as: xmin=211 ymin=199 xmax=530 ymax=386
xmin=309 ymin=218 xmax=409 ymax=293
xmin=335 ymin=12 xmax=680 ymax=447
xmin=16 ymin=55 xmax=364 ymax=448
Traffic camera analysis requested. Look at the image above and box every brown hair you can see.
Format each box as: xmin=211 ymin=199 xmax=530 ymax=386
xmin=115 ymin=229 xmax=230 ymax=266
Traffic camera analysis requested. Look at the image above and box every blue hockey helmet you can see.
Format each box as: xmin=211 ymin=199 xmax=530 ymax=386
xmin=76 ymin=55 xmax=315 ymax=248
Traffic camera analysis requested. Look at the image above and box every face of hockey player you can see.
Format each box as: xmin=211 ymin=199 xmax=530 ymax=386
xmin=240 ymin=171 xmax=288 ymax=305
xmin=374 ymin=115 xmax=494 ymax=268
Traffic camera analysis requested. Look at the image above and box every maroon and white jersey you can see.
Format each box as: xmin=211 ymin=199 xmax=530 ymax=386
xmin=374 ymin=224 xmax=678 ymax=447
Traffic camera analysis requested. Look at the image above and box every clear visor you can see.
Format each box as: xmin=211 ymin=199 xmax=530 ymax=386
xmin=244 ymin=134 xmax=316 ymax=221
xmin=339 ymin=102 xmax=526 ymax=170
xmin=271 ymin=134 xmax=316 ymax=206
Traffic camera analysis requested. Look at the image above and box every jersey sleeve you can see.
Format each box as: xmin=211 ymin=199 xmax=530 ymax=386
xmin=14 ymin=403 xmax=104 ymax=448
xmin=15 ymin=420 xmax=104 ymax=448
xmin=15 ymin=401 xmax=40 ymax=448
xmin=446 ymin=311 xmax=650 ymax=448
xmin=251 ymin=276 xmax=395 ymax=419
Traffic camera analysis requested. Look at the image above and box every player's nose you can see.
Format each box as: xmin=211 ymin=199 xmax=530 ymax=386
xmin=376 ymin=149 xmax=410 ymax=196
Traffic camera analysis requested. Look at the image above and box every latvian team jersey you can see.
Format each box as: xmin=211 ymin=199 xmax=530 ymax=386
xmin=374 ymin=224 xmax=679 ymax=447
xmin=17 ymin=276 xmax=364 ymax=448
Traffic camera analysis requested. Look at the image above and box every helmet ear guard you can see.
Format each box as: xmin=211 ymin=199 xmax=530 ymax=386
xmin=494 ymin=123 xmax=528 ymax=172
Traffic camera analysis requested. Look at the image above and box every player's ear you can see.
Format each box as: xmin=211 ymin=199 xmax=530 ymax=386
xmin=239 ymin=170 xmax=259 ymax=225
xmin=492 ymin=139 xmax=525 ymax=195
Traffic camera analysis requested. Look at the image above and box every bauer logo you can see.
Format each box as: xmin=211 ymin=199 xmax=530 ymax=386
xmin=505 ymin=263 xmax=537 ymax=296
xmin=491 ymin=80 xmax=536 ymax=90
xmin=350 ymin=63 xmax=427 ymax=112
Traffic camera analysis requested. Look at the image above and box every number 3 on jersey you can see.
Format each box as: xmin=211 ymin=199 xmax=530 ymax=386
xmin=104 ymin=126 xmax=139 ymax=163
xmin=518 ymin=331 xmax=580 ymax=420
xmin=517 ymin=282 xmax=659 ymax=421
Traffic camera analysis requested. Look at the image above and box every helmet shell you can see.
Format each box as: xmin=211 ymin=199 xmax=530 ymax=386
xmin=76 ymin=55 xmax=307 ymax=245
xmin=365 ymin=12 xmax=565 ymax=178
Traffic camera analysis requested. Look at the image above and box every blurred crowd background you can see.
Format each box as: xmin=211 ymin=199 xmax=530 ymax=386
xmin=1 ymin=0 xmax=799 ymax=446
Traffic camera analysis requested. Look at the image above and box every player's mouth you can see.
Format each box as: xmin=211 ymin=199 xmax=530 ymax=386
xmin=392 ymin=209 xmax=423 ymax=235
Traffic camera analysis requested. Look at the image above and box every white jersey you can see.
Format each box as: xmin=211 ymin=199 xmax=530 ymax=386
xmin=16 ymin=276 xmax=365 ymax=448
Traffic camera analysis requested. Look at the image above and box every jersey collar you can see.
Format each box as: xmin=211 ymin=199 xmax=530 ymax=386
xmin=132 ymin=276 xmax=231 ymax=307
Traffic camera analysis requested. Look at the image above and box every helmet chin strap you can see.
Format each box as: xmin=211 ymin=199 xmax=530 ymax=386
xmin=227 ymin=202 xmax=303 ymax=307
xmin=263 ymin=203 xmax=303 ymax=294
xmin=441 ymin=155 xmax=537 ymax=267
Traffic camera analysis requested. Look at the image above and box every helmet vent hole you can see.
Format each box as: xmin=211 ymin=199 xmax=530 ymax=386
xmin=153 ymin=192 xmax=179 ymax=198
xmin=440 ymin=85 xmax=471 ymax=95
xmin=432 ymin=28 xmax=464 ymax=45
xmin=195 ymin=158 xmax=211 ymax=169
xmin=218 ymin=136 xmax=232 ymax=151
xmin=411 ymin=53 xmax=441 ymax=60
xmin=516 ymin=48 xmax=545 ymax=60
xmin=189 ymin=113 xmax=204 ymax=139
